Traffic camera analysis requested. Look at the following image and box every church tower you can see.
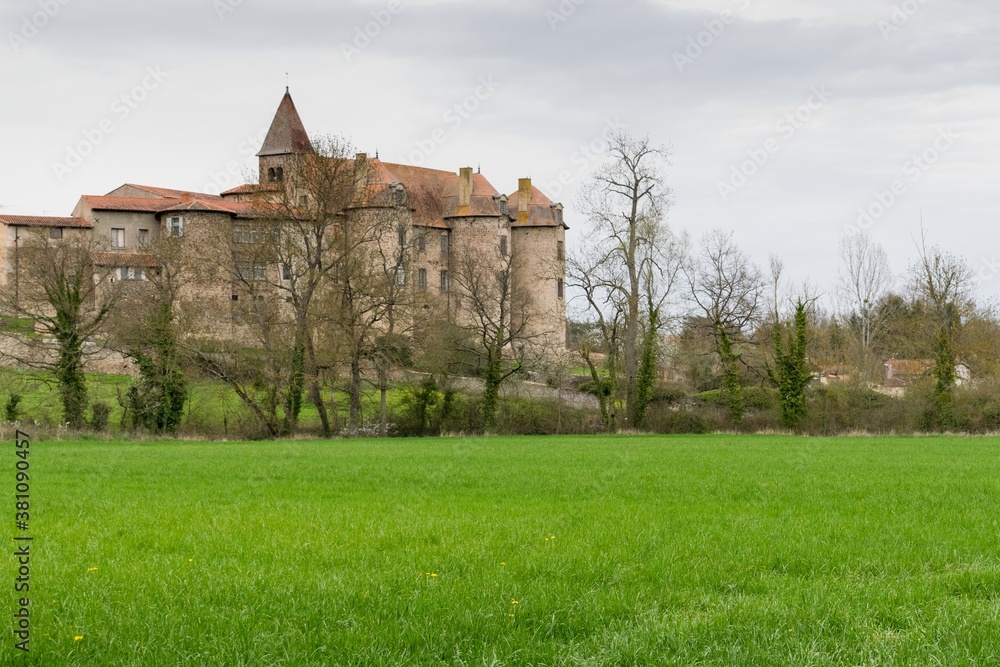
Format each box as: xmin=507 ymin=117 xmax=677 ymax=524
xmin=257 ymin=88 xmax=313 ymax=186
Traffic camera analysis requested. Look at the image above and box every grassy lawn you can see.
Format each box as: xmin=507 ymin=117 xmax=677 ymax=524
xmin=4 ymin=435 xmax=1000 ymax=665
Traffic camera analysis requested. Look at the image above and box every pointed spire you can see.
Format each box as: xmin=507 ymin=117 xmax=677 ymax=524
xmin=257 ymin=89 xmax=313 ymax=157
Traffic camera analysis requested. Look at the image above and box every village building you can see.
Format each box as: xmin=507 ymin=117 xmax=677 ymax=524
xmin=0 ymin=90 xmax=568 ymax=351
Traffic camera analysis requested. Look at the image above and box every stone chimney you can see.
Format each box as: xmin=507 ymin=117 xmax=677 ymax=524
xmin=518 ymin=178 xmax=532 ymax=214
xmin=458 ymin=167 xmax=474 ymax=209
xmin=353 ymin=153 xmax=369 ymax=203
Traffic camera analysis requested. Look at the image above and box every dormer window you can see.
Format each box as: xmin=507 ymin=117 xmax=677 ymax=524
xmin=552 ymin=203 xmax=564 ymax=225
xmin=390 ymin=183 xmax=407 ymax=207
xmin=495 ymin=194 xmax=509 ymax=217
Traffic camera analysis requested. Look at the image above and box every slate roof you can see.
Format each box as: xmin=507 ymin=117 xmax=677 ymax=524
xmin=257 ymin=89 xmax=313 ymax=157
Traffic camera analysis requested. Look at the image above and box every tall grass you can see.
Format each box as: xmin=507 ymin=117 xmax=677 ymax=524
xmin=3 ymin=435 xmax=999 ymax=665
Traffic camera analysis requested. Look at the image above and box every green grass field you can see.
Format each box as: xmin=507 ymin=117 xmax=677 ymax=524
xmin=4 ymin=435 xmax=1000 ymax=665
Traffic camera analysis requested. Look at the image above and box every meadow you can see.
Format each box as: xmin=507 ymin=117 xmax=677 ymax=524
xmin=3 ymin=434 xmax=1000 ymax=665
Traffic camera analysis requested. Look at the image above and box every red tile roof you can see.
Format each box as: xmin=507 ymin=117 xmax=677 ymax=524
xmin=80 ymin=195 xmax=265 ymax=219
xmin=0 ymin=215 xmax=91 ymax=228
xmin=81 ymin=196 xmax=181 ymax=213
xmin=91 ymin=252 xmax=161 ymax=268
xmin=221 ymin=183 xmax=281 ymax=196
xmin=361 ymin=159 xmax=508 ymax=228
xmin=110 ymin=184 xmax=224 ymax=200
xmin=508 ymin=185 xmax=565 ymax=228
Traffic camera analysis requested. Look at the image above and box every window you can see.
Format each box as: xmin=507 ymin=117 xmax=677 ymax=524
xmin=556 ymin=241 xmax=565 ymax=261
xmin=299 ymin=195 xmax=309 ymax=207
xmin=268 ymin=167 xmax=276 ymax=181
xmin=498 ymin=196 xmax=508 ymax=217
xmin=276 ymin=167 xmax=284 ymax=181
xmin=234 ymin=224 xmax=275 ymax=244
xmin=138 ymin=229 xmax=149 ymax=247
xmin=395 ymin=266 xmax=406 ymax=286
xmin=236 ymin=261 xmax=267 ymax=282
xmin=282 ymin=264 xmax=292 ymax=281
xmin=557 ymin=278 xmax=564 ymax=300
xmin=49 ymin=227 xmax=63 ymax=239
xmin=111 ymin=228 xmax=125 ymax=248
xmin=417 ymin=268 xmax=427 ymax=291
xmin=398 ymin=229 xmax=406 ymax=247
xmin=417 ymin=234 xmax=426 ymax=252
xmin=499 ymin=235 xmax=508 ymax=256
xmin=555 ymin=208 xmax=564 ymax=225
xmin=440 ymin=232 xmax=449 ymax=254
xmin=168 ymin=216 xmax=184 ymax=237
xmin=118 ymin=267 xmax=145 ymax=281
xmin=439 ymin=270 xmax=449 ymax=292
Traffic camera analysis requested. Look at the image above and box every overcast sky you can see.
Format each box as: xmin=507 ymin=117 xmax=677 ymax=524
xmin=2 ymin=0 xmax=998 ymax=307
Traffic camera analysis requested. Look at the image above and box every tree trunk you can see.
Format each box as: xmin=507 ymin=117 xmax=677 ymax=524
xmin=482 ymin=351 xmax=502 ymax=432
xmin=349 ymin=355 xmax=362 ymax=431
xmin=305 ymin=336 xmax=331 ymax=437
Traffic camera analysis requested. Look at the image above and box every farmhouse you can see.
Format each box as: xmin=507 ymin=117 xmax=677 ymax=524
xmin=0 ymin=90 xmax=568 ymax=351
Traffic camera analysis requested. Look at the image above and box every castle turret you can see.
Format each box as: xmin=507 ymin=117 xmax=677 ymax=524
xmin=257 ymin=88 xmax=313 ymax=185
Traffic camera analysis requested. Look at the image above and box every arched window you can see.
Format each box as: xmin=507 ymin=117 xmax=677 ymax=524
xmin=276 ymin=167 xmax=284 ymax=181
xmin=268 ymin=167 xmax=276 ymax=181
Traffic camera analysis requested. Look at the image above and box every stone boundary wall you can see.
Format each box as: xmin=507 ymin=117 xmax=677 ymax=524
xmin=0 ymin=334 xmax=137 ymax=376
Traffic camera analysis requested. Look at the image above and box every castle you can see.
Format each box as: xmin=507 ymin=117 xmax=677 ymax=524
xmin=0 ymin=90 xmax=568 ymax=351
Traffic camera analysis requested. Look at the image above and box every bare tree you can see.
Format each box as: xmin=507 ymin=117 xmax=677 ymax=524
xmin=107 ymin=235 xmax=189 ymax=432
xmin=688 ymin=230 xmax=765 ymax=427
xmin=836 ymin=232 xmax=893 ymax=382
xmin=568 ymin=131 xmax=686 ymax=430
xmin=261 ymin=135 xmax=358 ymax=435
xmin=907 ymin=230 xmax=974 ymax=427
xmin=0 ymin=231 xmax=120 ymax=427
xmin=450 ymin=242 xmax=538 ymax=432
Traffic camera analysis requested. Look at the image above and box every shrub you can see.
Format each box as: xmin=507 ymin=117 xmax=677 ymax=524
xmin=90 ymin=401 xmax=112 ymax=432
xmin=4 ymin=393 xmax=22 ymax=422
